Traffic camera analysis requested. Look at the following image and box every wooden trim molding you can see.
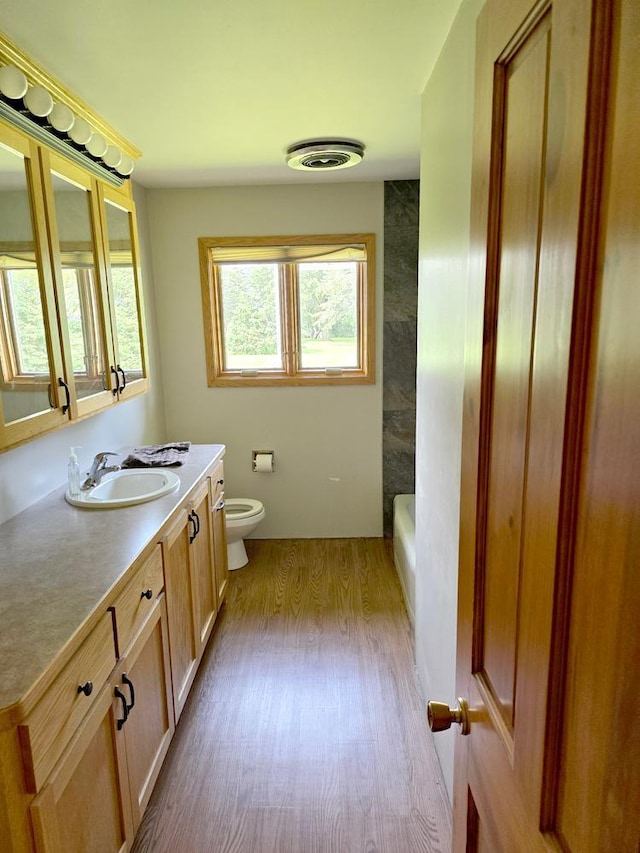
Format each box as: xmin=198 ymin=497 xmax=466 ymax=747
xmin=198 ymin=233 xmax=376 ymax=387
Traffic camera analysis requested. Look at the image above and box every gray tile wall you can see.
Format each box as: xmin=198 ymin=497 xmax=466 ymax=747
xmin=383 ymin=180 xmax=419 ymax=536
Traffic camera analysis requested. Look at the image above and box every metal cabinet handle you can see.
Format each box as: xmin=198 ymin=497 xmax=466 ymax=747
xmin=114 ymin=686 xmax=129 ymax=730
xmin=117 ymin=364 xmax=127 ymax=393
xmin=217 ymin=478 xmax=224 ymax=486
xmin=193 ymin=510 xmax=200 ymax=536
xmin=58 ymin=377 xmax=71 ymax=414
xmin=77 ymin=681 xmax=93 ymax=697
xmin=121 ymin=674 xmax=135 ymax=712
xmin=141 ymin=588 xmax=153 ymax=600
xmin=188 ymin=511 xmax=197 ymax=544
xmin=216 ymin=499 xmax=225 ymax=512
xmin=111 ymin=365 xmax=119 ymax=396
xmin=427 ymin=698 xmax=470 ymax=736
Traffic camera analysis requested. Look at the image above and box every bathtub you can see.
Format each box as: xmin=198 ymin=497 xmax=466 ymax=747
xmin=393 ymin=494 xmax=415 ymax=626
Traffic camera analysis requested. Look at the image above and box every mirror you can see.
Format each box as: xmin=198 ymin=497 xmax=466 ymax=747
xmin=103 ymin=199 xmax=144 ymax=383
xmin=50 ymin=170 xmax=108 ymax=400
xmin=0 ymin=141 xmax=55 ymax=426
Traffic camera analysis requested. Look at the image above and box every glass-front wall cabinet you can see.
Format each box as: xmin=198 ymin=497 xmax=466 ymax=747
xmin=0 ymin=116 xmax=148 ymax=452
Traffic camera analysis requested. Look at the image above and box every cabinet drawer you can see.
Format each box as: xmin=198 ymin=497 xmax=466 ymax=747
xmin=112 ymin=545 xmax=164 ymax=657
xmin=19 ymin=611 xmax=116 ymax=793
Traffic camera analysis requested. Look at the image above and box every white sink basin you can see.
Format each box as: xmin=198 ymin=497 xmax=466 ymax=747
xmin=66 ymin=469 xmax=181 ymax=509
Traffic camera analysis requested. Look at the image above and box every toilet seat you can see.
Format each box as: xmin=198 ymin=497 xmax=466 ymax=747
xmin=225 ymin=498 xmax=264 ymax=521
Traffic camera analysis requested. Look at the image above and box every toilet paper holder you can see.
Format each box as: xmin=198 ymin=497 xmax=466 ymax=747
xmin=252 ymin=450 xmax=275 ymax=472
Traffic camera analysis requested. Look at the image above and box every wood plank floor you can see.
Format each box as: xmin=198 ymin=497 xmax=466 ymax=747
xmin=132 ymin=538 xmax=452 ymax=853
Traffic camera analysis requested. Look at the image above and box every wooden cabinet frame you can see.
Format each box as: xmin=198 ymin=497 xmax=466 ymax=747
xmin=39 ymin=149 xmax=118 ymax=421
xmin=0 ymin=116 xmax=149 ymax=453
xmin=97 ymin=183 xmax=150 ymax=403
xmin=0 ymin=122 xmax=69 ymax=449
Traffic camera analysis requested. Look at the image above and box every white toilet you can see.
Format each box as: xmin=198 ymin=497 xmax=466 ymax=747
xmin=224 ymin=498 xmax=266 ymax=570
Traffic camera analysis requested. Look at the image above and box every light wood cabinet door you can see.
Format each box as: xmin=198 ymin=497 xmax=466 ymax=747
xmin=162 ymin=509 xmax=199 ymax=721
xmin=30 ymin=682 xmax=132 ymax=853
xmin=162 ymin=472 xmax=227 ymax=722
xmin=115 ymin=594 xmax=174 ymax=832
xmin=190 ymin=481 xmax=217 ymax=647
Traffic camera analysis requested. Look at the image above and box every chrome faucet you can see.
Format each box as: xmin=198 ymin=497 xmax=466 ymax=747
xmin=81 ymin=452 xmax=121 ymax=490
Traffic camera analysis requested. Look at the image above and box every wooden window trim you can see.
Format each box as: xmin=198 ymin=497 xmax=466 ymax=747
xmin=198 ymin=233 xmax=376 ymax=387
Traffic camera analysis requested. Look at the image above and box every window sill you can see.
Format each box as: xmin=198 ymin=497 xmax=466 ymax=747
xmin=208 ymin=371 xmax=375 ymax=388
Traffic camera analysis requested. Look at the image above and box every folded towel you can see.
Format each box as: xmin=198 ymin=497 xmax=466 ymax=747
xmin=121 ymin=442 xmax=191 ymax=468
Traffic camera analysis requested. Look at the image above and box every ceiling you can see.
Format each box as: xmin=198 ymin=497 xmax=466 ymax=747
xmin=0 ymin=0 xmax=463 ymax=188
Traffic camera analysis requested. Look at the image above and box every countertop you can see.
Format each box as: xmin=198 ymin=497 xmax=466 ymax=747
xmin=0 ymin=443 xmax=224 ymax=717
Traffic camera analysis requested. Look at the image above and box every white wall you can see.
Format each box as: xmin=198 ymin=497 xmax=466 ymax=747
xmin=0 ymin=183 xmax=167 ymax=525
xmin=145 ymin=183 xmax=384 ymax=539
xmin=415 ymin=0 xmax=484 ymax=800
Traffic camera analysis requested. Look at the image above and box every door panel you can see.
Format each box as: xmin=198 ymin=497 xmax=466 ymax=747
xmin=479 ymin=14 xmax=550 ymax=730
xmin=453 ymin=0 xmax=632 ymax=850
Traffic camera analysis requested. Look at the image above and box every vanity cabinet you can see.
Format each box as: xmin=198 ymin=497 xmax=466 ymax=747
xmin=0 ymin=447 xmax=226 ymax=853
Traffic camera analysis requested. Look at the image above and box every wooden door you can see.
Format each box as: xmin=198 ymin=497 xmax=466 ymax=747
xmin=452 ymin=0 xmax=640 ymax=850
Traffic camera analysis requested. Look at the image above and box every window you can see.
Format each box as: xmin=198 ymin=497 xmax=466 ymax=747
xmin=198 ymin=234 xmax=375 ymax=386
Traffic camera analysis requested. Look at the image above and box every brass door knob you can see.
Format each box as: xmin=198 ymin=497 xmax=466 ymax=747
xmin=427 ymin=698 xmax=470 ymax=736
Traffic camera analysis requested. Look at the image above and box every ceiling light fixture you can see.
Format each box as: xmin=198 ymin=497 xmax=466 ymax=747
xmin=286 ymin=139 xmax=365 ymax=171
xmin=0 ymin=62 xmax=134 ymax=184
